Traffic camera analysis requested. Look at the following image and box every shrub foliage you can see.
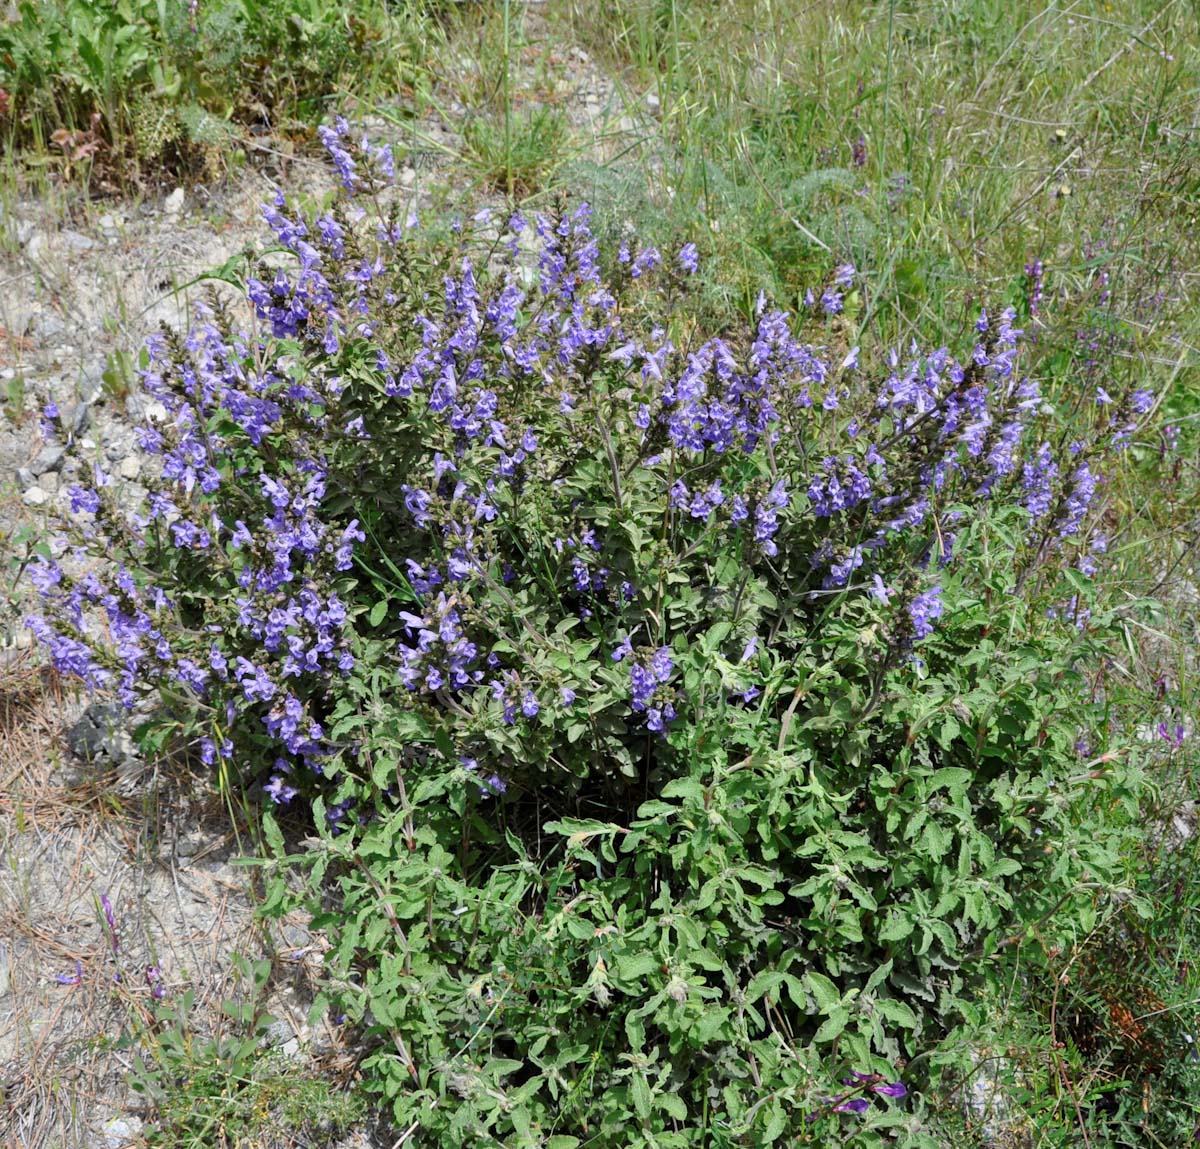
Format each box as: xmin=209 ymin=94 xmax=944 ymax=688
xmin=28 ymin=126 xmax=1159 ymax=1145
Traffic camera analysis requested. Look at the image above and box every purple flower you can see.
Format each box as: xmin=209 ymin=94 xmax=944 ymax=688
xmin=677 ymin=243 xmax=699 ymax=274
xmin=99 ymin=893 xmax=119 ymax=955
xmin=55 ymin=960 xmax=83 ymax=986
xmin=909 ymin=586 xmax=944 ymax=641
xmin=874 ymin=1082 xmax=907 ymax=1098
xmin=265 ymin=774 xmax=298 ymax=804
xmin=1158 ymin=722 xmax=1187 ymax=749
xmin=833 ymin=1098 xmax=870 ymax=1114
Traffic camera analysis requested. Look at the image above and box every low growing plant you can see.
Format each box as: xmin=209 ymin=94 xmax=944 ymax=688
xmin=0 ymin=0 xmax=406 ymax=178
xmin=27 ymin=124 xmax=1165 ymax=1145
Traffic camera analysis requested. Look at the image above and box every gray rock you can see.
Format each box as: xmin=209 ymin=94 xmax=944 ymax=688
xmin=61 ymin=230 xmax=96 ymax=253
xmin=79 ymin=363 xmax=105 ymax=404
xmin=119 ymin=456 xmax=141 ymax=481
xmin=66 ymin=702 xmax=138 ymax=766
xmin=67 ymin=401 xmax=90 ymax=436
xmin=31 ymin=312 xmax=68 ymax=341
xmin=263 ymin=1018 xmax=294 ymax=1046
xmin=29 ymin=445 xmax=66 ymax=476
xmin=15 ymin=467 xmax=34 ymax=490
xmin=41 ymin=473 xmax=59 ymax=495
xmin=164 ymin=187 xmax=186 ymax=215
xmin=20 ymin=487 xmax=47 ymax=507
xmin=100 ymin=1114 xmax=143 ymax=1148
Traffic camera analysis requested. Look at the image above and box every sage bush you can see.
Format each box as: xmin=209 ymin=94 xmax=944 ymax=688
xmin=28 ymin=124 xmax=1158 ymax=1146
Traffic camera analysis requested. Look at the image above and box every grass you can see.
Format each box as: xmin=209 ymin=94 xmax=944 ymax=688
xmin=3 ymin=0 xmax=1200 ymax=1145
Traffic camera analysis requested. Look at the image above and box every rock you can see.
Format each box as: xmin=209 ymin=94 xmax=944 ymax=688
xmin=66 ymin=702 xmax=138 ymax=767
xmin=118 ymin=456 xmax=141 ymax=481
xmin=29 ymin=445 xmax=66 ymax=476
xmin=21 ymin=487 xmax=47 ymax=507
xmin=15 ymin=467 xmax=34 ymax=490
xmin=645 ymin=90 xmax=662 ymax=117
xmin=281 ymin=1036 xmax=302 ymax=1059
xmin=97 ymin=213 xmax=118 ymax=230
xmin=100 ymin=1115 xmax=143 ymax=1148
xmin=31 ymin=312 xmax=67 ymax=341
xmin=79 ymin=362 xmax=105 ymax=404
xmin=164 ymin=187 xmax=185 ymax=215
xmin=68 ymin=402 xmax=90 ymax=436
xmin=961 ymin=1048 xmax=1023 ymax=1142
xmin=41 ymin=473 xmax=59 ymax=495
xmin=61 ymin=230 xmax=95 ymax=253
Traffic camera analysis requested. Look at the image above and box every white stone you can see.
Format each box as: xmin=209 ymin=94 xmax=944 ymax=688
xmin=164 ymin=187 xmax=185 ymax=215
xmin=21 ymin=487 xmax=48 ymax=507
xmin=119 ymin=456 xmax=141 ymax=481
xmin=101 ymin=1115 xmax=143 ymax=1148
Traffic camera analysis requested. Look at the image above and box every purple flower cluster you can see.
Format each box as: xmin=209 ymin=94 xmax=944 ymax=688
xmin=397 ymin=593 xmax=479 ymax=694
xmin=24 ymin=120 xmax=1150 ymax=808
xmin=626 ymin=645 xmax=676 ymax=732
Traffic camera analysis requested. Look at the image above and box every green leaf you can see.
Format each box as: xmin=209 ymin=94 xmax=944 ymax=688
xmin=762 ymin=1099 xmax=787 ymax=1141
xmin=368 ymin=599 xmax=389 ymax=627
xmin=615 ymin=952 xmax=659 ymax=983
xmin=879 ymin=911 xmax=914 ymax=942
xmin=630 ymin=1071 xmax=652 ymax=1119
xmin=745 ymin=970 xmax=787 ymax=1003
xmin=660 ymin=778 xmax=706 ymax=803
xmin=806 ymin=971 xmax=841 ymax=1012
xmin=929 ymin=767 xmax=972 ymax=795
xmin=864 ymin=958 xmax=893 ymax=994
xmin=875 ymin=996 xmax=918 ymax=1028
xmin=813 ymin=1006 xmax=849 ymax=1043
xmin=659 ymin=1093 xmax=687 ymax=1121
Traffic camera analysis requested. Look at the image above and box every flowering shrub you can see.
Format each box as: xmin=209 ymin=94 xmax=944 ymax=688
xmin=28 ymin=124 xmax=1157 ymax=1145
